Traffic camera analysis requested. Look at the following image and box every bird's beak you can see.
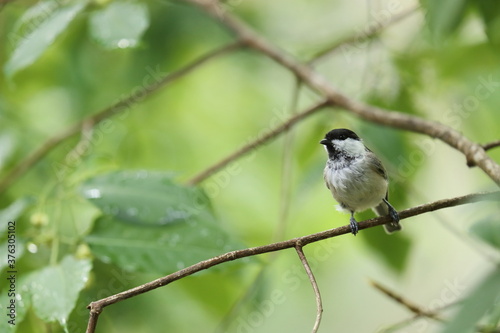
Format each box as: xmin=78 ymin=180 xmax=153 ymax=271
xmin=320 ymin=139 xmax=328 ymax=145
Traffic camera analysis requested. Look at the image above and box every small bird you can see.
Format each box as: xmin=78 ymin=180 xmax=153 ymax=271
xmin=320 ymin=128 xmax=401 ymax=235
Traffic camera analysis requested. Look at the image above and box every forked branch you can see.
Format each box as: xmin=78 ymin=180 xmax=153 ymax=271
xmin=86 ymin=191 xmax=500 ymax=333
xmin=184 ymin=0 xmax=500 ymax=186
xmin=369 ymin=279 xmax=443 ymax=321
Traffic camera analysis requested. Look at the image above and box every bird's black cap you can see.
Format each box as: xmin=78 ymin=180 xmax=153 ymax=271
xmin=320 ymin=128 xmax=360 ymax=145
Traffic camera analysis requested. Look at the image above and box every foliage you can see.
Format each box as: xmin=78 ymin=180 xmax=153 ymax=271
xmin=82 ymin=171 xmax=244 ymax=274
xmin=1 ymin=0 xmax=500 ymax=332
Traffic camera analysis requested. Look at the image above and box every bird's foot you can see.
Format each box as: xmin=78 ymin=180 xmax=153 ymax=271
xmin=389 ymin=208 xmax=399 ymax=223
xmin=383 ymin=198 xmax=400 ymax=223
xmin=349 ymin=215 xmax=359 ymax=236
xmin=382 ymin=198 xmax=401 ymax=233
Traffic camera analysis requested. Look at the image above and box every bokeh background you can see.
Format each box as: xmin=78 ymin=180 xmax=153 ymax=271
xmin=1 ymin=0 xmax=500 ymax=332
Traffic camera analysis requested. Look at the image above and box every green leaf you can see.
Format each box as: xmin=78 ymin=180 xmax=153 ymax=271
xmin=82 ymin=170 xmax=246 ymax=274
xmin=26 ymin=256 xmax=92 ymax=329
xmin=0 ymin=197 xmax=34 ymax=234
xmin=442 ymin=268 xmax=500 ymax=333
xmin=423 ymin=0 xmax=469 ymax=40
xmin=10 ymin=0 xmax=59 ymax=38
xmin=4 ymin=0 xmax=87 ymax=78
xmin=89 ymin=1 xmax=149 ymax=49
xmin=470 ymin=217 xmax=500 ymax=250
xmin=80 ymin=170 xmax=211 ymax=226
xmin=86 ymin=213 xmax=243 ymax=275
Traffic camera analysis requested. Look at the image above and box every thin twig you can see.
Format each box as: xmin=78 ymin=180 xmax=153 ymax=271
xmin=295 ymin=245 xmax=323 ymax=333
xmin=378 ymin=299 xmax=461 ymax=333
xmin=185 ymin=0 xmax=500 ymax=186
xmin=0 ymin=41 xmax=243 ymax=195
xmin=483 ymin=140 xmax=500 ymax=151
xmin=186 ymin=99 xmax=329 ymax=185
xmin=86 ymin=191 xmax=500 ymax=333
xmin=468 ymin=139 xmax=500 ymax=167
xmin=86 ymin=310 xmax=100 ymax=333
xmin=369 ymin=279 xmax=443 ymax=321
xmin=309 ymin=5 xmax=419 ymax=63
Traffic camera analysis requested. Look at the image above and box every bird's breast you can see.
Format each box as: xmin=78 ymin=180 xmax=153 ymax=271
xmin=324 ymin=158 xmax=387 ymax=212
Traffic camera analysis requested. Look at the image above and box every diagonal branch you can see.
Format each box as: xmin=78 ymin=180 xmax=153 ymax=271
xmin=86 ymin=191 xmax=500 ymax=333
xmin=295 ymin=245 xmax=323 ymax=333
xmin=184 ymin=0 xmax=500 ymax=186
xmin=0 ymin=41 xmax=243 ymax=195
xmin=309 ymin=5 xmax=419 ymax=63
xmin=468 ymin=139 xmax=500 ymax=167
xmin=482 ymin=139 xmax=500 ymax=152
xmin=369 ymin=279 xmax=443 ymax=321
xmin=186 ymin=99 xmax=329 ymax=185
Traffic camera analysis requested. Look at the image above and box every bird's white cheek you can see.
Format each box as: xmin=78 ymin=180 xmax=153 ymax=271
xmin=334 ymin=139 xmax=365 ymax=157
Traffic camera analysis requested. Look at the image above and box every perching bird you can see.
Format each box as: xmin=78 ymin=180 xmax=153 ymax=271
xmin=320 ymin=128 xmax=401 ymax=235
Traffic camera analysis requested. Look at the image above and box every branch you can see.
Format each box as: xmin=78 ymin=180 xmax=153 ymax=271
xmin=295 ymin=245 xmax=323 ymax=333
xmin=371 ymin=281 xmax=500 ymax=333
xmin=188 ymin=6 xmax=417 ymax=187
xmin=185 ymin=0 xmax=500 ymax=186
xmin=309 ymin=5 xmax=419 ymax=63
xmin=186 ymin=99 xmax=329 ymax=185
xmin=0 ymin=41 xmax=242 ymax=195
xmin=468 ymin=139 xmax=500 ymax=167
xmin=483 ymin=139 xmax=500 ymax=152
xmin=85 ymin=191 xmax=500 ymax=333
xmin=369 ymin=279 xmax=443 ymax=321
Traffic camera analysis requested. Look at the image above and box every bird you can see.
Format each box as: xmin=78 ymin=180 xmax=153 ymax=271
xmin=320 ymin=128 xmax=401 ymax=235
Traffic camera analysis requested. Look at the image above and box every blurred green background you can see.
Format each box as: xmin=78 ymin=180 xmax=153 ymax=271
xmin=1 ymin=0 xmax=500 ymax=332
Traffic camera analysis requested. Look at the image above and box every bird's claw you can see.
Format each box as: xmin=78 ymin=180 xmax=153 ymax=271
xmin=349 ymin=215 xmax=359 ymax=236
xmin=389 ymin=208 xmax=400 ymax=223
xmin=383 ymin=198 xmax=400 ymax=223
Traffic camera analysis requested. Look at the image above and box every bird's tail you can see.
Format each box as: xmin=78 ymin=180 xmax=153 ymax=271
xmin=372 ymin=203 xmax=401 ymax=234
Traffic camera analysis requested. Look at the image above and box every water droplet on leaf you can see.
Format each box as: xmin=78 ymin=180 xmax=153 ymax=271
xmin=27 ymin=242 xmax=38 ymax=253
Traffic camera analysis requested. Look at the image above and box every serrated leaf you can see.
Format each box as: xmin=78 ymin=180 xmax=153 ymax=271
xmin=470 ymin=217 xmax=500 ymax=250
xmin=442 ymin=268 xmax=500 ymax=333
xmin=424 ymin=0 xmax=469 ymax=40
xmin=86 ymin=214 xmax=242 ymax=274
xmin=0 ymin=198 xmax=34 ymax=234
xmin=80 ymin=170 xmax=211 ymax=226
xmin=4 ymin=0 xmax=87 ymax=78
xmin=82 ymin=170 xmax=246 ymax=274
xmin=26 ymin=256 xmax=92 ymax=329
xmin=89 ymin=1 xmax=149 ymax=49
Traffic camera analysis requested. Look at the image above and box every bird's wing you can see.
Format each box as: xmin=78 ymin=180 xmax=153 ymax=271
xmin=367 ymin=150 xmax=388 ymax=180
